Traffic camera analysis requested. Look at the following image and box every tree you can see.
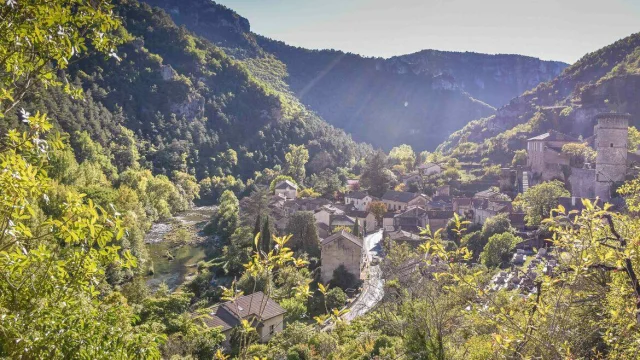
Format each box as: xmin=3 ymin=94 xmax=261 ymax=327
xmin=561 ymin=142 xmax=596 ymax=168
xmin=285 ymin=144 xmax=309 ymax=185
xmin=285 ymin=212 xmax=320 ymax=257
xmin=511 ymin=149 xmax=528 ymax=167
xmin=353 ymin=218 xmax=361 ymax=237
xmin=515 ymin=180 xmax=570 ymax=225
xmin=480 ymin=213 xmax=512 ymax=241
xmin=389 ymin=144 xmax=416 ymax=172
xmin=261 ymin=217 xmax=272 ymax=254
xmin=253 ymin=213 xmax=262 ymax=238
xmin=360 ymin=150 xmax=392 ymax=197
xmin=368 ymin=201 xmax=387 ymax=227
xmin=205 ymin=190 xmax=239 ymax=244
xmin=628 ymin=125 xmax=640 ymax=152
xmin=480 ymin=232 xmax=521 ymax=268
xmin=0 ymin=0 xmax=123 ymax=118
xmin=0 ymin=1 xmax=162 ymax=358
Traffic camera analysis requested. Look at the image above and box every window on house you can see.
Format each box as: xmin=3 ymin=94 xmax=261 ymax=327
xmin=269 ymin=324 xmax=275 ymax=335
xmin=610 ymin=143 xmax=614 ymax=147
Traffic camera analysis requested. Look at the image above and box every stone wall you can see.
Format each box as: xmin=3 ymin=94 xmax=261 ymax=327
xmin=320 ymin=237 xmax=362 ymax=283
xmin=568 ymin=168 xmax=595 ymax=198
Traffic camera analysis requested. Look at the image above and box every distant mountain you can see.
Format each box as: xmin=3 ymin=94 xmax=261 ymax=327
xmin=139 ymin=0 xmax=567 ymax=151
xmin=439 ymin=32 xmax=640 ymax=165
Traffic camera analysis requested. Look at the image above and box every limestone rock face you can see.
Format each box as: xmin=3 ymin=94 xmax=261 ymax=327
xmin=170 ymin=93 xmax=205 ymax=119
xmin=160 ymin=64 xmax=177 ymax=81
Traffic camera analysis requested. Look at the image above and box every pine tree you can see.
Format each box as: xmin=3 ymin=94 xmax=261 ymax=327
xmin=261 ymin=217 xmax=272 ymax=253
xmin=354 ymin=218 xmax=361 ymax=238
xmin=253 ymin=213 xmax=262 ymax=239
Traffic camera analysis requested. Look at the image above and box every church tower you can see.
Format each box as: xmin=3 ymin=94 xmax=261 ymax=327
xmin=594 ymin=113 xmax=630 ymax=201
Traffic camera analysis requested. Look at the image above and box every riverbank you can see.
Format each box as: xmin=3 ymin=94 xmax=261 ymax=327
xmin=144 ymin=206 xmax=216 ymax=291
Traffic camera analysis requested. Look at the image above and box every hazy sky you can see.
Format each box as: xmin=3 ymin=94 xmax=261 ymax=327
xmin=216 ymin=0 xmax=640 ymax=64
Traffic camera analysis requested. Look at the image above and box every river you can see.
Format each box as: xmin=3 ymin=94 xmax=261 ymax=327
xmin=144 ymin=206 xmax=216 ymax=291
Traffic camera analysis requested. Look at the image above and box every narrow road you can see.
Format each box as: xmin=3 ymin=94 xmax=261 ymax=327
xmin=343 ymin=229 xmax=385 ymax=322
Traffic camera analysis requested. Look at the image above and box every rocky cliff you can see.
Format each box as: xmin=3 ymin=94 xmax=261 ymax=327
xmin=140 ymin=0 xmax=567 ymax=151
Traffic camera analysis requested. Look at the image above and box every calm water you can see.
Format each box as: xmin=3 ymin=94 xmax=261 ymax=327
xmin=145 ymin=206 xmax=215 ymax=291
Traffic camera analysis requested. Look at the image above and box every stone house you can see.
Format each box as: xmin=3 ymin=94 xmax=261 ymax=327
xmin=417 ymin=162 xmax=442 ymax=176
xmin=314 ymin=204 xmax=344 ymax=226
xmin=386 ymin=229 xmax=422 ymax=248
xmin=383 ymin=211 xmax=397 ymax=231
xmin=452 ymin=197 xmax=472 ymax=217
xmin=526 ymin=130 xmax=579 ymax=181
xmin=274 ymin=180 xmax=298 ymax=199
xmin=400 ymin=172 xmax=422 ymax=186
xmin=426 ymin=210 xmax=455 ymax=232
xmin=344 ymin=191 xmax=374 ymax=211
xmin=381 ymin=190 xmax=429 ymax=211
xmin=472 ymin=200 xmax=513 ymax=224
xmin=345 ymin=208 xmax=377 ymax=233
xmin=202 ymin=292 xmax=286 ymax=348
xmin=329 ymin=214 xmax=363 ymax=234
xmin=427 ymin=196 xmax=453 ymax=211
xmin=473 ymin=188 xmax=508 ymax=201
xmin=320 ymin=230 xmax=365 ymax=283
xmin=393 ymin=206 xmax=428 ymax=233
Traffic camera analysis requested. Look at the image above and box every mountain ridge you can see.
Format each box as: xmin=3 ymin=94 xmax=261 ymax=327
xmin=139 ymin=0 xmax=567 ymax=151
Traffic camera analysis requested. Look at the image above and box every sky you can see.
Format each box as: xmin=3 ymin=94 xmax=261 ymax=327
xmin=216 ymin=0 xmax=640 ymax=64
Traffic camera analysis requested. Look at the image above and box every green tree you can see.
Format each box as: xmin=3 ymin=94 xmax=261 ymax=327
xmin=285 ymin=212 xmax=321 ymax=257
xmin=205 ymin=190 xmax=239 ymax=244
xmin=360 ymin=150 xmax=392 ymax=197
xmin=285 ymin=144 xmax=309 ymax=185
xmin=389 ymin=144 xmax=416 ymax=172
xmin=511 ymin=149 xmax=528 ymax=167
xmin=480 ymin=232 xmax=521 ymax=268
xmin=353 ymin=218 xmax=361 ymax=237
xmin=368 ymin=201 xmax=387 ymax=227
xmin=515 ymin=180 xmax=570 ymax=225
xmin=628 ymin=125 xmax=640 ymax=151
xmin=480 ymin=213 xmax=512 ymax=241
xmin=561 ymin=142 xmax=596 ymax=167
xmin=261 ymin=216 xmax=272 ymax=254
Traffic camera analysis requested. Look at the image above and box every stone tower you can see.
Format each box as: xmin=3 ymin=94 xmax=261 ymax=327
xmin=594 ymin=113 xmax=630 ymax=201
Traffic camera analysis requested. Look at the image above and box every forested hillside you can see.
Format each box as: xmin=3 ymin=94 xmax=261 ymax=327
xmin=5 ymin=0 xmax=370 ymax=182
xmin=138 ymin=0 xmax=566 ymax=151
xmin=439 ymin=32 xmax=640 ymax=164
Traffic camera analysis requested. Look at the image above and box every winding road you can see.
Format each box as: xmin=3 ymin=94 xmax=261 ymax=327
xmin=343 ymin=229 xmax=385 ymax=322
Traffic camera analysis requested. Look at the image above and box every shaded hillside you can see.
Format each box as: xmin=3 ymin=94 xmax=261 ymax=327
xmin=139 ymin=0 xmax=566 ymax=151
xmin=439 ymin=32 xmax=640 ymax=165
xmin=387 ymin=50 xmax=567 ymax=107
xmin=6 ymin=0 xmax=370 ymax=182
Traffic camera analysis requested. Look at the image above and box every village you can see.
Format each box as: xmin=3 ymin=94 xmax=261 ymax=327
xmin=202 ymin=112 xmax=640 ymax=344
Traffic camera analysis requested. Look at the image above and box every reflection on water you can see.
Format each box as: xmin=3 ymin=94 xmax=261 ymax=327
xmin=144 ymin=206 xmax=216 ymax=291
xmin=146 ymin=241 xmax=207 ymax=291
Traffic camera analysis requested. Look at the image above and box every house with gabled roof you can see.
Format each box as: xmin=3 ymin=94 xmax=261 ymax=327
xmin=393 ymin=206 xmax=428 ymax=233
xmin=201 ymin=291 xmax=286 ymax=347
xmin=320 ymin=230 xmax=366 ymax=283
xmin=344 ymin=190 xmax=374 ymax=211
xmin=381 ymin=190 xmax=429 ymax=211
xmin=274 ymin=180 xmax=298 ymax=199
xmin=417 ymin=162 xmax=442 ymax=176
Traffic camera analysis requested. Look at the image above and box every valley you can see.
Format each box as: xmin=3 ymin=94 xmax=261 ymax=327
xmin=2 ymin=0 xmax=640 ymax=359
